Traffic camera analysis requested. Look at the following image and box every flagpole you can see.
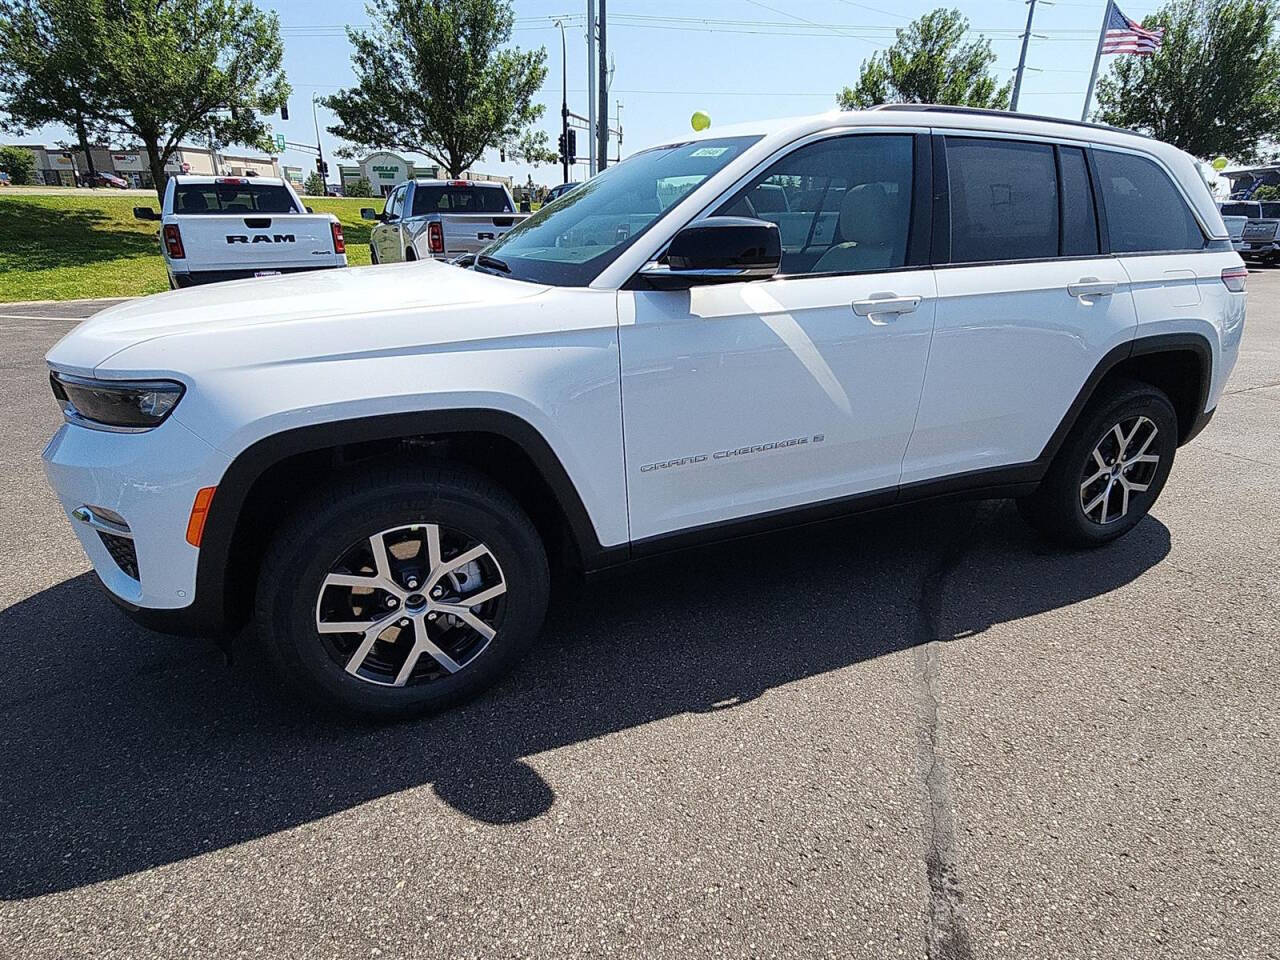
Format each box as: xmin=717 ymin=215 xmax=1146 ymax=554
xmin=1081 ymin=0 xmax=1112 ymax=121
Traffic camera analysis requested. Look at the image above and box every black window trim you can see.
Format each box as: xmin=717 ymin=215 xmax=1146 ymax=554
xmin=1057 ymin=143 xmax=1104 ymax=258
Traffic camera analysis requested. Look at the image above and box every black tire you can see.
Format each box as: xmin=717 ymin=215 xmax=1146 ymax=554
xmin=1018 ymin=379 xmax=1178 ymax=548
xmin=255 ymin=463 xmax=549 ymax=719
xmin=370 ymin=244 xmax=379 ymax=265
xmin=405 ymin=247 xmax=417 ymax=261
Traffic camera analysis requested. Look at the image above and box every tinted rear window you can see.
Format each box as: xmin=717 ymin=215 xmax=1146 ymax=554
xmin=412 ymin=185 xmax=512 ymax=215
xmin=1260 ymin=202 xmax=1280 ymax=218
xmin=1093 ymin=151 xmax=1204 ymax=252
xmin=947 ymin=137 xmax=1059 ymax=263
xmin=1059 ymin=146 xmax=1100 ymax=256
xmin=174 ymin=183 xmax=298 ymax=214
xmin=1220 ymin=202 xmax=1259 ymax=217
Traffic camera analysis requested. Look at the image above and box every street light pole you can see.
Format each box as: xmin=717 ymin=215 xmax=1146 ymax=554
xmin=597 ymin=0 xmax=608 ymax=170
xmin=587 ymin=0 xmax=597 ymax=176
xmin=312 ymin=95 xmax=326 ymax=190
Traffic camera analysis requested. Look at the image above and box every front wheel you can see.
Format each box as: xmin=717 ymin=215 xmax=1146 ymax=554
xmin=256 ymin=464 xmax=549 ymax=719
xmin=1018 ymin=380 xmax=1178 ymax=547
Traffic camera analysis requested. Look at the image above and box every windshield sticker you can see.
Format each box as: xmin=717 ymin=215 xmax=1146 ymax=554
xmin=690 ymin=146 xmax=730 ymax=158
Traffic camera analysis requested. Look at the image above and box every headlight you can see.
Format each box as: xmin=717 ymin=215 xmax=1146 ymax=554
xmin=49 ymin=371 xmax=184 ymax=430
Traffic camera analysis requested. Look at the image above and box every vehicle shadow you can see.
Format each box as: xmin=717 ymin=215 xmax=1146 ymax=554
xmin=0 ymin=499 xmax=1171 ymax=900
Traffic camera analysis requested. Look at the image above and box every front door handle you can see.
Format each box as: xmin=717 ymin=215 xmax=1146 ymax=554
xmin=1067 ymin=278 xmax=1117 ymax=298
xmin=852 ymin=294 xmax=922 ymax=319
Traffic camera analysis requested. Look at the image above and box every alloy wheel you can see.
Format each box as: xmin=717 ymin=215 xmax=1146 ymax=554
xmin=314 ymin=523 xmax=507 ymax=686
xmin=1079 ymin=415 xmax=1161 ymax=525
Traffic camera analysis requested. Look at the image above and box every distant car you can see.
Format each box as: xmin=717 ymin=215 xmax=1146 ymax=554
xmin=545 ymin=181 xmax=583 ymax=202
xmin=1235 ymin=201 xmax=1280 ymax=264
xmin=362 ymin=179 xmax=528 ymax=263
xmin=0 ymin=172 xmax=10 ymax=187
xmin=93 ymin=172 xmax=129 ymax=189
xmin=1218 ymin=201 xmax=1256 ymax=252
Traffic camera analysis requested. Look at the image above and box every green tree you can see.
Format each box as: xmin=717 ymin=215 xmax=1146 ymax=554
xmin=0 ymin=0 xmax=109 ymax=184
xmin=837 ymin=8 xmax=1010 ymax=110
xmin=0 ymin=144 xmax=36 ymax=183
xmin=304 ymin=171 xmax=327 ymax=196
xmin=1255 ymin=184 xmax=1280 ymax=200
xmin=323 ymin=0 xmax=548 ymax=178
xmin=345 ymin=176 xmax=375 ymax=198
xmin=1094 ymin=0 xmax=1280 ymax=162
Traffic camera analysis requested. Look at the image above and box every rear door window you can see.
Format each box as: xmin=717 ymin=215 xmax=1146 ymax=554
xmin=1220 ymin=202 xmax=1260 ymax=218
xmin=1058 ymin=146 xmax=1100 ymax=256
xmin=1092 ymin=150 xmax=1204 ymax=253
xmin=173 ymin=183 xmax=298 ymax=214
xmin=946 ymin=137 xmax=1059 ymax=263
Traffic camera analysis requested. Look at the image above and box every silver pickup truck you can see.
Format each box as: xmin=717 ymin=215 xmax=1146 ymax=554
xmin=362 ymin=179 xmax=528 ymax=263
xmin=1227 ymin=200 xmax=1280 ymax=263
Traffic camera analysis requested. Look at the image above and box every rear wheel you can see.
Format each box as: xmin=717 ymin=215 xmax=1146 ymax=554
xmin=1018 ymin=380 xmax=1178 ymax=547
xmin=255 ymin=464 xmax=549 ymax=718
xmin=370 ymin=243 xmax=379 ymax=264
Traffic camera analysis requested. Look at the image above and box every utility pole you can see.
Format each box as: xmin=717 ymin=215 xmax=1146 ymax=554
xmin=586 ymin=0 xmax=597 ymax=176
xmin=556 ymin=19 xmax=569 ymax=183
xmin=597 ymin=0 xmax=608 ymax=170
xmin=1081 ymin=0 xmax=1113 ymax=121
xmin=1010 ymin=0 xmax=1038 ymax=112
xmin=615 ymin=99 xmax=623 ymax=163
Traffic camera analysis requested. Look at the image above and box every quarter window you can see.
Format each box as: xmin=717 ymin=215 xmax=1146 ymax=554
xmin=385 ymin=186 xmax=404 ymax=220
xmin=714 ymin=134 xmax=915 ymax=275
xmin=1093 ymin=150 xmax=1204 ymax=253
xmin=946 ymin=137 xmax=1058 ymax=263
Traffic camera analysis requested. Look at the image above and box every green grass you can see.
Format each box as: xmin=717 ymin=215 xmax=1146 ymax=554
xmin=0 ymin=193 xmax=376 ymax=303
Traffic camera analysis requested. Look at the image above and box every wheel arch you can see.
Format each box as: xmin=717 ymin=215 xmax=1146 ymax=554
xmin=1038 ymin=332 xmax=1214 ymax=470
xmin=194 ymin=409 xmax=625 ymax=636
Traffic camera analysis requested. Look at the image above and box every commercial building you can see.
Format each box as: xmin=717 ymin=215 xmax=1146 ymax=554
xmin=337 ymin=150 xmax=511 ymax=196
xmin=7 ymin=143 xmax=280 ymax=188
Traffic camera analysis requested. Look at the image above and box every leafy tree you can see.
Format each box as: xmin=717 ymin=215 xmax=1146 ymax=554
xmin=324 ymin=0 xmax=548 ymax=178
xmin=304 ymin=171 xmax=327 ymax=196
xmin=1255 ymin=184 xmax=1280 ymax=200
xmin=0 ymin=0 xmax=109 ymax=184
xmin=0 ymin=144 xmax=36 ymax=183
xmin=837 ymin=9 xmax=1010 ymax=110
xmin=345 ymin=176 xmax=376 ymax=198
xmin=1094 ymin=0 xmax=1280 ymax=162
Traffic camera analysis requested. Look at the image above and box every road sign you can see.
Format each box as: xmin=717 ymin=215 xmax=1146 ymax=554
xmin=274 ymin=133 xmax=286 ymax=153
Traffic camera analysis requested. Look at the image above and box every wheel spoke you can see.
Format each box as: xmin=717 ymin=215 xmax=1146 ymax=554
xmin=322 ymin=572 xmax=384 ymax=590
xmin=1128 ymin=453 xmax=1159 ymax=467
xmin=444 ymin=608 xmax=497 ymax=642
xmin=1111 ymin=423 xmax=1127 ymax=455
xmin=344 ymin=615 xmax=399 ymax=675
xmin=393 ymin=614 xmax=462 ymax=685
xmin=1083 ymin=479 xmax=1112 ymax=520
xmin=423 ymin=523 xmax=443 ymax=572
xmin=319 ymin=617 xmax=392 ymax=634
xmin=1081 ymin=467 xmax=1108 ymax=491
xmin=431 ymin=543 xmax=491 ymax=582
xmin=458 ymin=581 xmax=507 ymax=607
xmin=369 ymin=533 xmax=393 ymax=581
xmin=1119 ymin=479 xmax=1131 ymax=517
xmin=1132 ymin=422 xmax=1158 ymax=458
xmin=1124 ymin=477 xmax=1150 ymax=493
xmin=1092 ymin=448 xmax=1108 ymax=472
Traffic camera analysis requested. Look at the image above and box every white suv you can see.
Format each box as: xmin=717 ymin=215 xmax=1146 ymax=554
xmin=44 ymin=106 xmax=1246 ymax=717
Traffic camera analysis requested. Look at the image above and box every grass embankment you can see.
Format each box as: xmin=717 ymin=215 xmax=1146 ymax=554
xmin=0 ymin=193 xmax=376 ymax=303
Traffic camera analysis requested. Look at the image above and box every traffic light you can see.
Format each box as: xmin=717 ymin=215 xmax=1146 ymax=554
xmin=280 ymin=103 xmax=289 ymax=121
xmin=316 ymin=158 xmax=328 ymax=176
xmin=566 ymin=129 xmax=577 ymax=165
xmin=557 ymin=132 xmax=567 ymax=164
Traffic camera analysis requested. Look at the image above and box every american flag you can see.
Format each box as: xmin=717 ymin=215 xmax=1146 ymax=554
xmin=1101 ymin=2 xmax=1165 ymax=55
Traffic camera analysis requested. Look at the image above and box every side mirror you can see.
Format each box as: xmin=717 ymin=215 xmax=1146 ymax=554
xmin=133 ymin=207 xmax=158 ymax=221
xmin=638 ymin=216 xmax=780 ymax=289
xmin=360 ymin=207 xmax=378 ymax=221
xmin=305 ymin=205 xmax=314 ymax=213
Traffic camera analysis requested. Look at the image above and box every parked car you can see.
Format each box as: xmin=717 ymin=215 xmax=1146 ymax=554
xmin=545 ymin=181 xmax=583 ymax=202
xmin=92 ymin=171 xmax=130 ymax=189
xmin=45 ymin=106 xmax=1244 ymax=719
xmin=361 ymin=179 xmax=528 ymax=263
xmin=1217 ymin=200 xmax=1256 ymax=253
xmin=132 ymin=175 xmax=347 ymax=288
xmin=1237 ymin=201 xmax=1280 ymax=264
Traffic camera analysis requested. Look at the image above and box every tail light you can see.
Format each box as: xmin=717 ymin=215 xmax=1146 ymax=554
xmin=330 ymin=221 xmax=345 ymax=254
xmin=448 ymin=180 xmax=471 ymax=187
xmin=1221 ymin=265 xmax=1248 ymax=292
xmin=427 ymin=221 xmax=444 ymax=254
xmin=162 ymin=224 xmax=185 ymax=259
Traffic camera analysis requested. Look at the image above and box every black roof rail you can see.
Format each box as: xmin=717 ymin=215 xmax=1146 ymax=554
xmin=868 ymin=103 xmax=1150 ymax=141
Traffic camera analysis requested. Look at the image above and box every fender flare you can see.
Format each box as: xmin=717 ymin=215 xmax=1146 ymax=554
xmin=184 ymin=409 xmax=622 ymax=635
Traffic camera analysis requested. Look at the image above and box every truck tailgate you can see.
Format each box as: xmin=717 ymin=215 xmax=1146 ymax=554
xmin=439 ymin=213 xmax=528 ymax=255
xmin=172 ymin=214 xmax=343 ymax=271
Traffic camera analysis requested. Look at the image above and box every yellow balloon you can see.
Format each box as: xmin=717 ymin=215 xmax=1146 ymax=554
xmin=1212 ymin=156 xmax=1228 ymax=171
xmin=691 ymin=110 xmax=711 ymax=132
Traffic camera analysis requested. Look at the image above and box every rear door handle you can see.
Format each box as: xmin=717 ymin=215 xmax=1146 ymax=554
xmin=852 ymin=294 xmax=922 ymax=319
xmin=1067 ymin=278 xmax=1117 ymax=298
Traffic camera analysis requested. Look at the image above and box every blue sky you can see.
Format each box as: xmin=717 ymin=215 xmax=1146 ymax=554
xmin=33 ymin=0 xmax=1164 ymax=185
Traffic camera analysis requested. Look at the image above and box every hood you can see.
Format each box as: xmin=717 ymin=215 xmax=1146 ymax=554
xmin=46 ymin=260 xmax=549 ymax=375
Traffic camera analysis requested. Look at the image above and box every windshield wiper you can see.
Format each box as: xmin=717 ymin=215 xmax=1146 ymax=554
xmin=475 ymin=254 xmax=510 ymax=273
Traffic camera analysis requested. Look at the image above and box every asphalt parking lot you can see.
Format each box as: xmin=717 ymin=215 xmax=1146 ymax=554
xmin=2 ymin=275 xmax=1278 ymax=959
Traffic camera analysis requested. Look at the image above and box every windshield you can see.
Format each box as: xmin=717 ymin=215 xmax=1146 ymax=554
xmin=174 ymin=183 xmax=298 ymax=214
xmin=413 ymin=185 xmax=512 ymax=215
xmin=482 ymin=135 xmax=761 ymax=285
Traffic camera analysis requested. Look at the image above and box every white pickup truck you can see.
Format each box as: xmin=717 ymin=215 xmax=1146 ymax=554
xmin=361 ymin=179 xmax=528 ymax=263
xmin=134 ymin=175 xmax=347 ymax=288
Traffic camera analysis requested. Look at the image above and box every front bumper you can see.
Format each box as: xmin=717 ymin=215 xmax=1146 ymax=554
xmin=42 ymin=415 xmax=232 ymax=626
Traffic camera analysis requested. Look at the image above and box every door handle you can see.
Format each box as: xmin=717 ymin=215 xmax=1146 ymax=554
xmin=851 ymin=294 xmax=922 ymax=318
xmin=1067 ymin=278 xmax=1117 ymax=298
